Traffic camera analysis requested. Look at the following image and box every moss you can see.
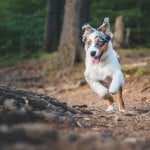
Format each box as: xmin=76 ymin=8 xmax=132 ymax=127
xmin=117 ymin=48 xmax=150 ymax=58
xmin=0 ymin=51 xmax=56 ymax=66
xmin=123 ymin=66 xmax=150 ymax=78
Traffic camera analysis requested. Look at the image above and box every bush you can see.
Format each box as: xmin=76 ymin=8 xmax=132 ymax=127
xmin=0 ymin=0 xmax=46 ymax=53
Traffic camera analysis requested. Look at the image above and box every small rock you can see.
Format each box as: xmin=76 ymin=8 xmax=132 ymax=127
xmin=124 ymin=137 xmax=137 ymax=143
xmin=76 ymin=121 xmax=84 ymax=128
xmin=124 ymin=110 xmax=138 ymax=116
xmin=114 ymin=115 xmax=122 ymax=122
xmin=4 ymin=99 xmax=19 ymax=111
xmin=83 ymin=117 xmax=91 ymax=121
xmin=0 ymin=125 xmax=9 ymax=132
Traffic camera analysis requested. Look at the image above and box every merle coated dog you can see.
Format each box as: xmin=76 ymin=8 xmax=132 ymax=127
xmin=82 ymin=17 xmax=125 ymax=112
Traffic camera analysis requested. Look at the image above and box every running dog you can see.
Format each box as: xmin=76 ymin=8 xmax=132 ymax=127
xmin=82 ymin=17 xmax=125 ymax=112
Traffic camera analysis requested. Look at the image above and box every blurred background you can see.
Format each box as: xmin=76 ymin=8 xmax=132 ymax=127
xmin=0 ymin=1 xmax=150 ymax=150
xmin=0 ymin=0 xmax=149 ymax=67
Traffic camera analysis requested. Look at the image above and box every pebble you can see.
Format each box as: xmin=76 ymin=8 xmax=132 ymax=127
xmin=114 ymin=115 xmax=122 ymax=122
xmin=124 ymin=137 xmax=137 ymax=143
xmin=4 ymin=98 xmax=19 ymax=111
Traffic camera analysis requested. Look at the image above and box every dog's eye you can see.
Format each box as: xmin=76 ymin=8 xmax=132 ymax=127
xmin=95 ymin=36 xmax=105 ymax=47
xmin=96 ymin=40 xmax=105 ymax=47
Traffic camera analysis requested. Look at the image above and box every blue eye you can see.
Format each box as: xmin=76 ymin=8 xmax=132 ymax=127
xmin=96 ymin=40 xmax=105 ymax=47
xmin=104 ymin=35 xmax=111 ymax=42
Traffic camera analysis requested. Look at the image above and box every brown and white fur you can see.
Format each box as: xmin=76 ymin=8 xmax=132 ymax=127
xmin=82 ymin=17 xmax=125 ymax=112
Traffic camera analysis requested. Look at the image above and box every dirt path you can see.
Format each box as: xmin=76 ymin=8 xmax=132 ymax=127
xmin=0 ymin=50 xmax=149 ymax=150
xmin=54 ymin=74 xmax=150 ymax=112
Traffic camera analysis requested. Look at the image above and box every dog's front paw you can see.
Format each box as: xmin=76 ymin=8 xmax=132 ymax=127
xmin=119 ymin=109 xmax=126 ymax=113
xmin=109 ymin=88 xmax=117 ymax=95
xmin=106 ymin=104 xmax=114 ymax=112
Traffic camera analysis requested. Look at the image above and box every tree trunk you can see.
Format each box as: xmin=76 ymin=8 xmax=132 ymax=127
xmin=79 ymin=0 xmax=90 ymax=29
xmin=125 ymin=28 xmax=131 ymax=47
xmin=57 ymin=0 xmax=90 ymax=69
xmin=43 ymin=0 xmax=62 ymax=52
xmin=113 ymin=16 xmax=125 ymax=48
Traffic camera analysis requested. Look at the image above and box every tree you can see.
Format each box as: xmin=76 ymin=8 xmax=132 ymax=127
xmin=57 ymin=0 xmax=90 ymax=69
xmin=79 ymin=0 xmax=90 ymax=28
xmin=113 ymin=16 xmax=125 ymax=48
xmin=0 ymin=0 xmax=46 ymax=53
xmin=43 ymin=0 xmax=63 ymax=52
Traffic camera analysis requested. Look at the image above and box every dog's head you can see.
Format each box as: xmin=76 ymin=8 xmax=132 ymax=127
xmin=82 ymin=17 xmax=112 ymax=64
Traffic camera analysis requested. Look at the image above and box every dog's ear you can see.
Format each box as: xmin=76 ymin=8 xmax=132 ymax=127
xmin=97 ymin=17 xmax=112 ymax=38
xmin=97 ymin=17 xmax=110 ymax=33
xmin=82 ymin=24 xmax=95 ymax=43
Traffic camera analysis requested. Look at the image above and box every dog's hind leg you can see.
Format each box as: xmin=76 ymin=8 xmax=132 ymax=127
xmin=115 ymin=87 xmax=125 ymax=112
xmin=105 ymin=95 xmax=114 ymax=112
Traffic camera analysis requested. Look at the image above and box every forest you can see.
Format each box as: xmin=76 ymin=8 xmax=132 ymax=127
xmin=0 ymin=0 xmax=150 ymax=150
xmin=0 ymin=0 xmax=149 ymax=54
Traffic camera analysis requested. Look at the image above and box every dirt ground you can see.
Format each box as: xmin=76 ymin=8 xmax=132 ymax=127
xmin=0 ymin=49 xmax=149 ymax=150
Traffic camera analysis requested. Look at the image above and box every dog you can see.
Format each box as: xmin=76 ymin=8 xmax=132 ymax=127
xmin=82 ymin=17 xmax=125 ymax=112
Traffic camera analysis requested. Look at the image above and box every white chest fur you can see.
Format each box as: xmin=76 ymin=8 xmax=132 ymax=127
xmin=85 ymin=45 xmax=121 ymax=82
xmin=84 ymin=44 xmax=124 ymax=96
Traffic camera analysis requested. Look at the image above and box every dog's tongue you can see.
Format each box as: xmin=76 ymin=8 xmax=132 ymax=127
xmin=92 ymin=57 xmax=100 ymax=64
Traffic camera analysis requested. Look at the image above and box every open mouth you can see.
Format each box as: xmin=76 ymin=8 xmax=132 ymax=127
xmin=92 ymin=52 xmax=103 ymax=64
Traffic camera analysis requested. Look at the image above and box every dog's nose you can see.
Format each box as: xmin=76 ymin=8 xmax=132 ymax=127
xmin=90 ymin=51 xmax=96 ymax=57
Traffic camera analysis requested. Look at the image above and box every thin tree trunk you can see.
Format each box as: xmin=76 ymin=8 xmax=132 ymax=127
xmin=79 ymin=0 xmax=90 ymax=28
xmin=43 ymin=0 xmax=61 ymax=52
xmin=113 ymin=16 xmax=125 ymax=48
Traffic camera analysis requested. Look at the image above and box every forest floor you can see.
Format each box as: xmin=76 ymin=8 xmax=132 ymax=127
xmin=0 ymin=49 xmax=150 ymax=150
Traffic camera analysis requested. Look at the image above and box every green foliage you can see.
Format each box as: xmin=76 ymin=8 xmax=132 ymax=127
xmin=123 ymin=66 xmax=150 ymax=78
xmin=90 ymin=0 xmax=150 ymax=46
xmin=0 ymin=0 xmax=46 ymax=53
xmin=0 ymin=0 xmax=149 ymax=56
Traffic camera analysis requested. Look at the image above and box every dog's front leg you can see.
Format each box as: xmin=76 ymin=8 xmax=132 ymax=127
xmin=115 ymin=87 xmax=125 ymax=111
xmin=85 ymin=76 xmax=114 ymax=111
xmin=109 ymin=71 xmax=125 ymax=111
xmin=86 ymin=78 xmax=108 ymax=98
xmin=109 ymin=71 xmax=124 ymax=94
